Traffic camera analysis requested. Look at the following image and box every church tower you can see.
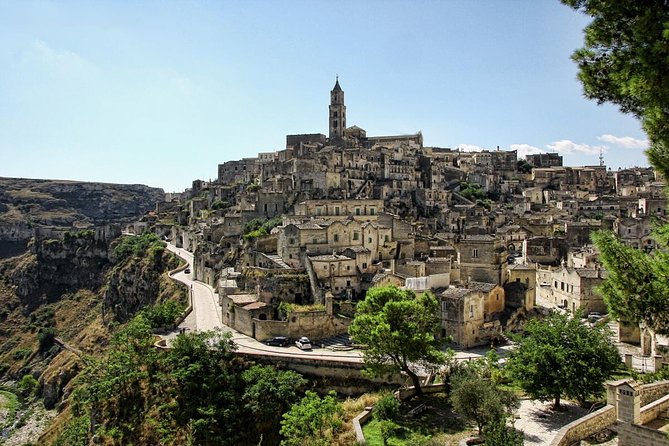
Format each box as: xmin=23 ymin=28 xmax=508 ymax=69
xmin=329 ymin=76 xmax=346 ymax=139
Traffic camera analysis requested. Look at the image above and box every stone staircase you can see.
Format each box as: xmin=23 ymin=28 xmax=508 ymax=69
xmin=264 ymin=254 xmax=291 ymax=269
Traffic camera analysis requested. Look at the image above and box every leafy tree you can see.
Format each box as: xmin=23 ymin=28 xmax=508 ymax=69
xmin=562 ymin=1 xmax=669 ymax=334
xmin=516 ymin=159 xmax=533 ymax=174
xmin=348 ymin=286 xmax=445 ymax=396
xmin=378 ymin=419 xmax=400 ymax=446
xmin=449 ymin=365 xmax=518 ymax=435
xmin=140 ymin=300 xmax=186 ymax=329
xmin=562 ymin=0 xmax=669 ymax=178
xmin=242 ymin=364 xmax=307 ymax=440
xmin=591 ymin=230 xmax=669 ymax=334
xmin=507 ymin=311 xmax=620 ymax=409
xmin=280 ymin=390 xmax=344 ymax=446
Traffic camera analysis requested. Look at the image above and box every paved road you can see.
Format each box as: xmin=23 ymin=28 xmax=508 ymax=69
xmin=168 ymin=245 xmax=222 ymax=332
xmin=164 ymin=243 xmax=365 ymax=362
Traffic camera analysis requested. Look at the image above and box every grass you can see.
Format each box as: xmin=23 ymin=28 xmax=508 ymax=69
xmin=361 ymin=394 xmax=476 ymax=446
xmin=0 ymin=390 xmax=21 ymax=429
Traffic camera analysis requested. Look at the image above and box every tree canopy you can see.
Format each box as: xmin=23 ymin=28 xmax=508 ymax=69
xmin=450 ymin=368 xmax=518 ymax=435
xmin=562 ymin=0 xmax=669 ymax=333
xmin=592 ymin=230 xmax=669 ymax=334
xmin=279 ymin=390 xmax=344 ymax=446
xmin=348 ymin=285 xmax=445 ymax=395
xmin=507 ymin=311 xmax=620 ymax=409
xmin=562 ymin=0 xmax=669 ymax=178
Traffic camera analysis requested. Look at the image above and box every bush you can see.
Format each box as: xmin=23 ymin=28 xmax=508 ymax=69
xmin=243 ymin=217 xmax=282 ymax=241
xmin=113 ymin=233 xmax=164 ymax=262
xmin=374 ymin=393 xmax=401 ymax=421
xmin=38 ymin=327 xmax=56 ymax=351
xmin=141 ymin=301 xmax=187 ymax=329
xmin=19 ymin=374 xmax=39 ymax=396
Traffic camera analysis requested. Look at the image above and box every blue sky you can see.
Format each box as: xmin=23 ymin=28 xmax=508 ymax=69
xmin=0 ymin=1 xmax=650 ymax=192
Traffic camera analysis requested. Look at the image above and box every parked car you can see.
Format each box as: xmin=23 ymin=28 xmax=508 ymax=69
xmin=295 ymin=336 xmax=312 ymax=350
xmin=265 ymin=336 xmax=290 ymax=347
xmin=588 ymin=312 xmax=603 ymax=322
xmin=184 ymin=268 xmax=191 ymax=274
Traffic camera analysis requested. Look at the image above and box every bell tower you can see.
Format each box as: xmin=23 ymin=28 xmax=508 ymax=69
xmin=329 ymin=76 xmax=346 ymax=139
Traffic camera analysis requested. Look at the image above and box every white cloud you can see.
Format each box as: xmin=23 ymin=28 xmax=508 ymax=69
xmin=27 ymin=39 xmax=96 ymax=75
xmin=597 ymin=134 xmax=648 ymax=149
xmin=457 ymin=144 xmax=486 ymax=152
xmin=546 ymin=139 xmax=604 ymax=155
xmin=510 ymin=143 xmax=544 ymax=158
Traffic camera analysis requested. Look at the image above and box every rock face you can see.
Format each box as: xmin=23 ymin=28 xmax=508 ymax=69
xmin=7 ymin=232 xmax=111 ymax=308
xmin=0 ymin=177 xmax=164 ymax=257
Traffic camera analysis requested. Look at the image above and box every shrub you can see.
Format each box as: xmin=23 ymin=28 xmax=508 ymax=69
xmin=38 ymin=327 xmax=56 ymax=351
xmin=374 ymin=393 xmax=400 ymax=421
xmin=19 ymin=374 xmax=39 ymax=396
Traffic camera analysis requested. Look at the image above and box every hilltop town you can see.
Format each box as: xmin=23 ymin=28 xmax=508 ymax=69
xmin=137 ymin=78 xmax=665 ymax=351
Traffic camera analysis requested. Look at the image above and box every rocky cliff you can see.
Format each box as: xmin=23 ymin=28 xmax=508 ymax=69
xmin=0 ymin=177 xmax=164 ymax=257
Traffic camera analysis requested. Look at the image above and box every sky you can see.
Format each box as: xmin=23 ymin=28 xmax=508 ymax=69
xmin=0 ymin=1 xmax=651 ymax=192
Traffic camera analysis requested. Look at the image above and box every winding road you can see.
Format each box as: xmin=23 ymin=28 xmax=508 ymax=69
xmin=165 ymin=243 xmax=365 ymax=362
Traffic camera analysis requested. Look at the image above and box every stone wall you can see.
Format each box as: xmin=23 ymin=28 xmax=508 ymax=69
xmin=639 ymin=393 xmax=669 ymax=425
xmin=618 ymin=423 xmax=669 ymax=446
xmin=640 ymin=380 xmax=669 ymax=406
xmin=549 ymin=405 xmax=616 ymax=446
xmin=253 ymin=311 xmax=351 ymax=342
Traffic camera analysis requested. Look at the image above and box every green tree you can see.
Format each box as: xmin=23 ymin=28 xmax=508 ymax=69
xmin=242 ymin=365 xmax=307 ymax=440
xmin=562 ymin=1 xmax=669 ymax=334
xmin=449 ymin=365 xmax=518 ymax=435
xmin=562 ymin=0 xmax=669 ymax=178
xmin=280 ymin=390 xmax=344 ymax=446
xmin=591 ymin=230 xmax=669 ymax=334
xmin=348 ymin=286 xmax=445 ymax=396
xmin=507 ymin=311 xmax=620 ymax=409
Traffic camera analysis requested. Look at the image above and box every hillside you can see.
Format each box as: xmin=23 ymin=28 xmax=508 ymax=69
xmin=0 ymin=177 xmax=164 ymax=258
xmin=0 ymin=232 xmax=187 ymax=445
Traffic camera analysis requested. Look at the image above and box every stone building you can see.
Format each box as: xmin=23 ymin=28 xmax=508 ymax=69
xmin=456 ymin=234 xmax=507 ymax=285
xmin=329 ymin=77 xmax=346 ymax=140
xmin=439 ymin=282 xmax=505 ymax=348
xmin=544 ymin=265 xmax=606 ymax=313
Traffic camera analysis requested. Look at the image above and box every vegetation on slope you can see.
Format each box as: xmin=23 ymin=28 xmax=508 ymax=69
xmin=49 ymin=316 xmax=307 ymax=446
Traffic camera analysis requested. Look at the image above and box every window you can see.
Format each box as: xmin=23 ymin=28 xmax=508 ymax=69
xmin=347 ymin=280 xmax=351 ymax=287
xmin=316 ymin=207 xmax=322 ymax=216
xmin=363 ymin=262 xmax=367 ymax=269
xmin=289 ymin=238 xmax=295 ymax=245
xmin=353 ymin=232 xmax=359 ymax=241
xmin=313 ymin=238 xmax=317 ymax=244
xmin=334 ymin=234 xmax=339 ymax=242
xmin=346 ymin=265 xmax=350 ymax=270
xmin=472 ymin=248 xmax=479 ymax=258
xmin=335 ymin=206 xmax=340 ymax=216
xmin=356 ymin=208 xmax=361 ymax=216
xmin=368 ymin=237 xmax=372 ymax=243
xmin=384 ymin=235 xmax=389 ymax=242
xmin=370 ymin=208 xmax=376 ymax=215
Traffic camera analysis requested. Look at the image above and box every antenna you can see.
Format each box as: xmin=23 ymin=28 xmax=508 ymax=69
xmin=599 ymin=147 xmax=604 ymax=167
